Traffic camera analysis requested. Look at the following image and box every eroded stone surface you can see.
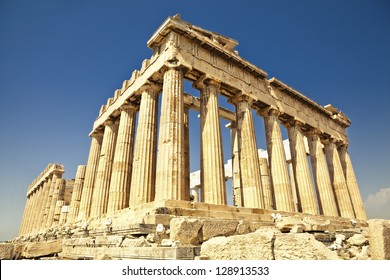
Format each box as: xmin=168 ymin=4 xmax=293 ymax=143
xmin=201 ymin=231 xmax=275 ymax=260
xmin=170 ymin=218 xmax=203 ymax=245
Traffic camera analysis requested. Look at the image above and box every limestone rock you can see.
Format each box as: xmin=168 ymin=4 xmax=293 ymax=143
xmin=236 ymin=220 xmax=250 ymax=235
xmin=274 ymin=233 xmax=340 ymax=260
xmin=202 ymin=219 xmax=239 ymax=241
xmin=170 ymin=218 xmax=203 ymax=245
xmin=368 ymin=219 xmax=390 ymax=260
xmin=201 ymin=231 xmax=275 ymax=260
xmin=0 ymin=243 xmax=14 ymax=260
xmin=347 ymin=234 xmax=368 ymax=246
xmin=121 ymin=236 xmax=148 ymax=247
xmin=275 ymin=216 xmax=306 ymax=233
xmin=22 ymin=240 xmax=62 ymax=258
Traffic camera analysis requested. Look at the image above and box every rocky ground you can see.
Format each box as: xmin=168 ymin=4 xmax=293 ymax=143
xmin=1 ymin=216 xmax=389 ymax=260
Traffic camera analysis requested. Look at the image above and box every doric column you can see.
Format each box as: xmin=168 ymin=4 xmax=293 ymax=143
xmin=42 ymin=177 xmax=54 ymax=227
xmin=235 ymin=95 xmax=264 ymax=208
xmin=262 ymin=108 xmax=294 ymax=212
xmin=78 ymin=132 xmax=103 ymax=220
xmin=38 ymin=180 xmax=50 ymax=230
xmin=324 ymin=138 xmax=355 ymax=218
xmin=129 ymin=86 xmax=159 ymax=207
xmin=228 ymin=122 xmax=242 ymax=207
xmin=338 ymin=144 xmax=367 ymax=220
xmin=288 ymin=161 xmax=299 ymax=212
xmin=184 ymin=106 xmax=191 ymax=200
xmin=259 ymin=157 xmax=274 ymax=209
xmin=155 ymin=66 xmax=187 ymax=201
xmin=287 ymin=121 xmax=318 ymax=215
xmin=107 ymin=104 xmax=137 ymax=213
xmin=53 ymin=200 xmax=65 ymax=226
xmin=23 ymin=192 xmax=35 ymax=235
xmin=46 ymin=178 xmax=66 ymax=227
xmin=306 ymin=130 xmax=338 ymax=216
xmin=44 ymin=172 xmax=63 ymax=227
xmin=67 ymin=165 xmax=87 ymax=223
xmin=19 ymin=195 xmax=30 ymax=235
xmin=90 ymin=119 xmax=119 ymax=217
xmin=32 ymin=184 xmax=46 ymax=233
xmin=196 ymin=78 xmax=226 ymax=205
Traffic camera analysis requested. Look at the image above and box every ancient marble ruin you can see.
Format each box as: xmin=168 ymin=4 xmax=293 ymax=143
xmin=7 ymin=15 xmax=389 ymax=260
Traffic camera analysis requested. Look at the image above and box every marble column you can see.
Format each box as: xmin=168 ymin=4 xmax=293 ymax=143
xmin=90 ymin=120 xmax=119 ymax=217
xmin=324 ymin=139 xmax=355 ymax=218
xmin=78 ymin=132 xmax=103 ymax=220
xmin=338 ymin=144 xmax=367 ymax=220
xmin=32 ymin=184 xmax=45 ymax=233
xmin=288 ymin=162 xmax=299 ymax=212
xmin=130 ymin=87 xmax=159 ymax=207
xmin=262 ymin=109 xmax=294 ymax=212
xmin=155 ymin=67 xmax=187 ymax=201
xmin=67 ymin=165 xmax=87 ymax=223
xmin=287 ymin=121 xmax=318 ymax=215
xmin=107 ymin=105 xmax=137 ymax=213
xmin=53 ymin=200 xmax=65 ymax=225
xmin=259 ymin=157 xmax=274 ymax=209
xmin=229 ymin=122 xmax=243 ymax=207
xmin=19 ymin=196 xmax=30 ymax=235
xmin=24 ymin=193 xmax=36 ymax=234
xmin=306 ymin=130 xmax=339 ymax=216
xmin=44 ymin=173 xmax=62 ymax=227
xmin=47 ymin=178 xmax=66 ymax=227
xmin=197 ymin=78 xmax=226 ymax=205
xmin=235 ymin=95 xmax=264 ymax=208
xmin=38 ymin=180 xmax=51 ymax=229
xmin=184 ymin=106 xmax=191 ymax=200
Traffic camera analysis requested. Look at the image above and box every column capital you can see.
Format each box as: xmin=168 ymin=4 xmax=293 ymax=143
xmin=120 ymin=102 xmax=139 ymax=112
xmin=103 ymin=118 xmax=119 ymax=128
xmin=139 ymin=80 xmax=161 ymax=95
xmin=229 ymin=92 xmax=255 ymax=106
xmin=193 ymin=75 xmax=221 ymax=91
xmin=256 ymin=106 xmax=280 ymax=118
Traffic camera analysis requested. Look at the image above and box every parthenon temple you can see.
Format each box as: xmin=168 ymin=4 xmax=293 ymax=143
xmin=19 ymin=15 xmax=368 ymax=243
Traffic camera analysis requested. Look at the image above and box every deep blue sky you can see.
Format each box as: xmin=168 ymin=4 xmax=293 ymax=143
xmin=1 ymin=0 xmax=389 ymax=241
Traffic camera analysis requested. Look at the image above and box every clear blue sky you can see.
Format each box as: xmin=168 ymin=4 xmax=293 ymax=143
xmin=1 ymin=0 xmax=389 ymax=241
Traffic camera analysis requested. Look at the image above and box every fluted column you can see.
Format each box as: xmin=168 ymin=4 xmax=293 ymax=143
xmin=155 ymin=67 xmax=187 ymax=201
xmin=306 ymin=130 xmax=338 ymax=216
xmin=184 ymin=106 xmax=191 ymax=200
xmin=19 ymin=195 xmax=30 ymax=235
xmin=196 ymin=78 xmax=226 ymax=205
xmin=288 ymin=162 xmax=299 ymax=212
xmin=259 ymin=157 xmax=274 ymax=209
xmin=324 ymin=138 xmax=355 ymax=218
xmin=338 ymin=144 xmax=367 ymax=220
xmin=67 ymin=165 xmax=87 ymax=223
xmin=262 ymin=109 xmax=294 ymax=212
xmin=32 ymin=184 xmax=45 ymax=233
xmin=287 ymin=121 xmax=318 ymax=215
xmin=44 ymin=172 xmax=62 ymax=227
xmin=78 ymin=132 xmax=103 ymax=220
xmin=229 ymin=122 xmax=242 ymax=207
xmin=47 ymin=178 xmax=66 ymax=227
xmin=38 ymin=180 xmax=51 ymax=229
xmin=90 ymin=120 xmax=119 ymax=217
xmin=107 ymin=105 xmax=137 ymax=213
xmin=130 ymin=87 xmax=159 ymax=207
xmin=25 ymin=192 xmax=37 ymax=234
xmin=235 ymin=95 xmax=264 ymax=208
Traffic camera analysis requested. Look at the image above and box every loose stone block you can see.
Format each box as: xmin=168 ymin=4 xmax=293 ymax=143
xmin=202 ymin=219 xmax=239 ymax=241
xmin=170 ymin=217 xmax=203 ymax=245
xmin=274 ymin=233 xmax=340 ymax=260
xmin=368 ymin=219 xmax=390 ymax=260
xmin=22 ymin=240 xmax=62 ymax=259
xmin=201 ymin=231 xmax=275 ymax=260
xmin=0 ymin=243 xmax=14 ymax=260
